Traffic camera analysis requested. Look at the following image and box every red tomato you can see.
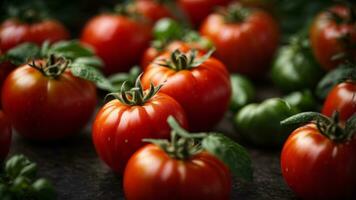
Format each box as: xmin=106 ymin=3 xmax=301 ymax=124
xmin=92 ymin=92 xmax=188 ymax=174
xmin=0 ymin=19 xmax=69 ymax=52
xmin=141 ymin=50 xmax=231 ymax=131
xmin=124 ymin=144 xmax=231 ymax=200
xmin=1 ymin=60 xmax=97 ymax=140
xmin=0 ymin=111 xmax=12 ymax=161
xmin=134 ymin=0 xmax=174 ymax=23
xmin=0 ymin=61 xmax=16 ymax=105
xmin=322 ymin=81 xmax=356 ymax=123
xmin=178 ymin=0 xmax=231 ymax=27
xmin=81 ymin=14 xmax=151 ymax=75
xmin=200 ymin=5 xmax=279 ymax=78
xmin=310 ymin=5 xmax=356 ymax=71
xmin=281 ymin=123 xmax=356 ymax=199
xmin=141 ymin=40 xmax=207 ymax=69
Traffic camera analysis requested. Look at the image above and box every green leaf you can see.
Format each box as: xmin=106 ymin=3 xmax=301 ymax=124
xmin=5 ymin=155 xmax=35 ymax=179
xmin=5 ymin=43 xmax=40 ymax=65
xmin=108 ymin=66 xmax=141 ymax=91
xmin=316 ymin=64 xmax=356 ymax=99
xmin=70 ymin=64 xmax=115 ymax=91
xmin=19 ymin=163 xmax=37 ymax=179
xmin=153 ymin=18 xmax=184 ymax=41
xmin=280 ymin=112 xmax=331 ymax=126
xmin=345 ymin=114 xmax=356 ymax=140
xmin=72 ymin=57 xmax=103 ymax=68
xmin=47 ymin=40 xmax=94 ymax=60
xmin=32 ymin=179 xmax=56 ymax=200
xmin=191 ymin=48 xmax=215 ymax=67
xmin=202 ymin=133 xmax=253 ymax=181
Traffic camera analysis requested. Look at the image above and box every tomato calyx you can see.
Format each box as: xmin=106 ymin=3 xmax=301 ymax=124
xmin=106 ymin=74 xmax=162 ymax=106
xmin=28 ymin=54 xmax=69 ymax=79
xmin=156 ymin=49 xmax=214 ymax=70
xmin=143 ymin=116 xmax=254 ymax=181
xmin=144 ymin=116 xmax=207 ymax=160
xmin=219 ymin=3 xmax=252 ymax=23
xmin=281 ymin=112 xmax=356 ymax=142
xmin=113 ymin=4 xmax=146 ymax=22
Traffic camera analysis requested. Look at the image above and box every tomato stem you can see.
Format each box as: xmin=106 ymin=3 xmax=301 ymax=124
xmin=28 ymin=54 xmax=69 ymax=79
xmin=106 ymin=74 xmax=162 ymax=106
xmin=155 ymin=49 xmax=213 ymax=70
xmin=220 ymin=3 xmax=251 ymax=23
xmin=281 ymin=112 xmax=356 ymax=142
xmin=143 ymin=116 xmax=207 ymax=160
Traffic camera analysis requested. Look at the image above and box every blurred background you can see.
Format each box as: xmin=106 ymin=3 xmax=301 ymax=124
xmin=0 ymin=0 xmax=335 ymax=40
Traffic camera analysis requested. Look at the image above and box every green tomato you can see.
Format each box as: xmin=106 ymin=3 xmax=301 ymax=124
xmin=234 ymin=98 xmax=297 ymax=147
xmin=283 ymin=90 xmax=317 ymax=112
xmin=271 ymin=32 xmax=324 ymax=92
xmin=230 ymin=74 xmax=255 ymax=112
xmin=153 ymin=18 xmax=183 ymax=41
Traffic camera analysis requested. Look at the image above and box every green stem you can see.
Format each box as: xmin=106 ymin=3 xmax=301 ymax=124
xmin=28 ymin=55 xmax=69 ymax=79
xmin=143 ymin=116 xmax=207 ymax=160
xmin=281 ymin=111 xmax=356 ymax=142
xmin=222 ymin=4 xmax=251 ymax=23
xmin=106 ymin=73 xmax=162 ymax=106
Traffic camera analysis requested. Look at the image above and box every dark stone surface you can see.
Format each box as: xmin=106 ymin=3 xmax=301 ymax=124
xmin=9 ymin=118 xmax=297 ymax=200
xmin=9 ymin=85 xmax=298 ymax=200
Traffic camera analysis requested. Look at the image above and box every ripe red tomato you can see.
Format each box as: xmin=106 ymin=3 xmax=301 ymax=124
xmin=0 ymin=19 xmax=69 ymax=52
xmin=200 ymin=5 xmax=279 ymax=78
xmin=141 ymin=40 xmax=207 ymax=70
xmin=141 ymin=50 xmax=231 ymax=131
xmin=92 ymin=88 xmax=188 ymax=174
xmin=310 ymin=5 xmax=356 ymax=71
xmin=322 ymin=81 xmax=356 ymax=123
xmin=1 ymin=60 xmax=97 ymax=140
xmin=0 ymin=61 xmax=16 ymax=105
xmin=281 ymin=123 xmax=356 ymax=199
xmin=178 ymin=0 xmax=231 ymax=26
xmin=124 ymin=144 xmax=231 ymax=200
xmin=134 ymin=0 xmax=174 ymax=23
xmin=81 ymin=14 xmax=151 ymax=75
xmin=0 ymin=111 xmax=12 ymax=161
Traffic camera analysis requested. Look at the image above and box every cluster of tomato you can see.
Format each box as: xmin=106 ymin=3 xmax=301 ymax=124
xmin=0 ymin=0 xmax=355 ymax=199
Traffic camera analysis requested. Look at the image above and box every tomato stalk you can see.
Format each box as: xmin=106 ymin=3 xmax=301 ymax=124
xmin=28 ymin=54 xmax=69 ymax=79
xmin=220 ymin=4 xmax=251 ymax=23
xmin=281 ymin=111 xmax=356 ymax=142
xmin=106 ymin=74 xmax=162 ymax=106
xmin=143 ymin=116 xmax=253 ymax=181
xmin=144 ymin=116 xmax=207 ymax=160
xmin=113 ymin=4 xmax=144 ymax=21
xmin=156 ymin=49 xmax=214 ymax=70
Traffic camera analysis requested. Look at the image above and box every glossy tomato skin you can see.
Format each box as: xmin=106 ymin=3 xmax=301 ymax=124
xmin=0 ymin=111 xmax=12 ymax=161
xmin=124 ymin=144 xmax=232 ymax=200
xmin=322 ymin=81 xmax=356 ymax=123
xmin=200 ymin=10 xmax=279 ymax=78
xmin=92 ymin=93 xmax=188 ymax=174
xmin=310 ymin=5 xmax=356 ymax=71
xmin=0 ymin=19 xmax=69 ymax=52
xmin=281 ymin=124 xmax=356 ymax=199
xmin=178 ymin=0 xmax=231 ymax=27
xmin=141 ymin=40 xmax=207 ymax=70
xmin=1 ymin=63 xmax=97 ymax=140
xmin=81 ymin=14 xmax=151 ymax=75
xmin=134 ymin=0 xmax=173 ymax=23
xmin=142 ymin=52 xmax=231 ymax=131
